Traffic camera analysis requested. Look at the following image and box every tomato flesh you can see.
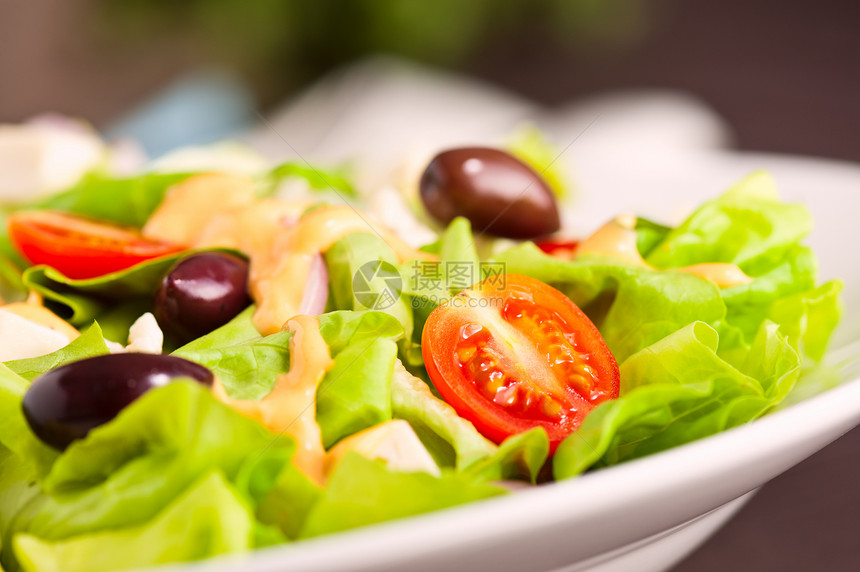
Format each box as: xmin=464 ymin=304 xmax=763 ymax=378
xmin=534 ymin=237 xmax=579 ymax=260
xmin=7 ymin=211 xmax=185 ymax=279
xmin=422 ymin=273 xmax=619 ymax=452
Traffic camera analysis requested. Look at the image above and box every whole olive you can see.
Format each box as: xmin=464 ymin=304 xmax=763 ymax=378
xmin=154 ymin=252 xmax=251 ymax=345
xmin=22 ymin=353 xmax=213 ymax=450
xmin=419 ymin=147 xmax=560 ymax=239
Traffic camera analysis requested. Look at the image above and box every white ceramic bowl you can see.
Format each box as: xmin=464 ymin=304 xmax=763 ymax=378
xmin=155 ymin=150 xmax=860 ymax=572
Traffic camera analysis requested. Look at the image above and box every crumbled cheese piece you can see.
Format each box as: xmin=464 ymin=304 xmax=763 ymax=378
xmin=125 ymin=313 xmax=164 ymax=354
xmin=326 ymin=419 xmax=441 ymax=477
xmin=0 ymin=308 xmax=72 ymax=361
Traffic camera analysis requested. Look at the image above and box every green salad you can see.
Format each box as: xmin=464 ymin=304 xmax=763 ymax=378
xmin=0 ymin=137 xmax=842 ymax=571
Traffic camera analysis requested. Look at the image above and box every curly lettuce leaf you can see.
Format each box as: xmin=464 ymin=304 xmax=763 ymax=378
xmin=767 ymin=280 xmax=843 ymax=362
xmin=460 ymin=428 xmax=549 ymax=484
xmin=642 ymin=170 xmax=841 ymax=355
xmin=6 ymin=382 xmax=292 ymax=547
xmin=173 ymin=306 xmax=261 ymax=353
xmin=554 ymin=321 xmax=800 ymax=479
xmin=173 ymin=323 xmax=293 ymax=401
xmin=176 ymin=309 xmax=404 ymax=448
xmin=317 ymin=310 xmax=405 ymax=355
xmin=299 ymin=453 xmax=505 ymax=539
xmin=496 ymin=244 xmax=726 ymax=362
xmin=250 ymin=451 xmax=323 ymax=541
xmin=14 ymin=472 xmax=253 ymax=572
xmin=390 ymin=360 xmax=497 ymax=470
xmin=646 ymin=171 xmax=812 ymax=272
xmin=634 ymin=218 xmax=673 ymax=258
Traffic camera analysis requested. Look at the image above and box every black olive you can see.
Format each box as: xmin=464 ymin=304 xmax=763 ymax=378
xmin=419 ymin=147 xmax=560 ymax=239
xmin=22 ymin=353 xmax=213 ymax=450
xmin=154 ymin=252 xmax=251 ymax=345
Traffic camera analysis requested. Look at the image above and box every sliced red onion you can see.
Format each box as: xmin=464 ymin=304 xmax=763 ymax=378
xmin=298 ymin=254 xmax=329 ymax=316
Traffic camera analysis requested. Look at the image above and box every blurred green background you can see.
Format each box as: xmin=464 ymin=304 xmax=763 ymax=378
xmin=96 ymin=0 xmax=651 ymax=106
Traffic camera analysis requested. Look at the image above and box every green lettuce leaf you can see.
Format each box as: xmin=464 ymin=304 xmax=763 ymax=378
xmin=646 ymin=171 xmax=812 ymax=273
xmin=460 ymin=428 xmax=549 ymax=484
xmin=0 ymin=448 xmax=40 ymax=548
xmin=0 ymin=255 xmax=26 ymax=304
xmin=506 ymin=125 xmax=570 ymax=199
xmin=316 ymin=337 xmax=397 ymax=449
xmin=250 ymin=451 xmax=323 ymax=541
xmin=299 ymin=453 xmax=505 ymax=539
xmin=176 ymin=309 xmax=404 ymax=448
xmin=312 ymin=311 xmax=405 ymax=448
xmin=641 ymin=171 xmax=840 ymax=355
xmin=7 ymin=382 xmax=293 ymax=546
xmin=317 ymin=310 xmax=405 ymax=355
xmin=0 ymin=366 xmax=57 ymax=478
xmin=767 ymin=280 xmax=843 ymax=361
xmin=554 ymin=321 xmax=800 ymax=479
xmin=14 ymin=471 xmax=253 ymax=572
xmin=21 ymin=256 xmax=184 ymax=327
xmin=634 ymin=218 xmax=673 ymax=258
xmin=390 ymin=360 xmax=497 ymax=470
xmin=325 ymin=232 xmax=415 ymax=352
xmin=173 ymin=306 xmax=261 ymax=353
xmin=30 ymin=172 xmax=194 ymax=228
xmin=263 ymin=162 xmax=358 ymax=199
xmin=173 ymin=324 xmax=292 ymax=401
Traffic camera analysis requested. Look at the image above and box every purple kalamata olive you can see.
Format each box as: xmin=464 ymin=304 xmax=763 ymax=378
xmin=154 ymin=252 xmax=251 ymax=345
xmin=22 ymin=353 xmax=213 ymax=450
xmin=419 ymin=147 xmax=560 ymax=239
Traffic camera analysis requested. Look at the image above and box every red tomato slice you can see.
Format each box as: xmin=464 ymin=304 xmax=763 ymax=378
xmin=534 ymin=237 xmax=579 ymax=260
xmin=422 ymin=273 xmax=619 ymax=452
xmin=7 ymin=211 xmax=185 ymax=279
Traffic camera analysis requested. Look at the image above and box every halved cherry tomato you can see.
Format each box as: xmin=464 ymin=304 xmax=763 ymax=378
xmin=534 ymin=237 xmax=579 ymax=260
xmin=422 ymin=273 xmax=619 ymax=452
xmin=7 ymin=211 xmax=185 ymax=279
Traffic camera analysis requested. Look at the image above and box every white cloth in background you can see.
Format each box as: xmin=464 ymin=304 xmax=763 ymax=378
xmin=241 ymin=56 xmax=733 ymax=191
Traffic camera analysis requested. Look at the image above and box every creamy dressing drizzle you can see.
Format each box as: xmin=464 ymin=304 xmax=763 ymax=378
xmin=211 ymin=314 xmax=333 ymax=485
xmin=574 ymin=215 xmax=752 ymax=288
xmin=250 ymin=205 xmax=435 ymax=335
xmin=677 ymin=263 xmax=753 ymax=288
xmin=144 ymin=175 xmax=436 ymax=334
xmin=575 ymin=214 xmax=648 ymax=267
